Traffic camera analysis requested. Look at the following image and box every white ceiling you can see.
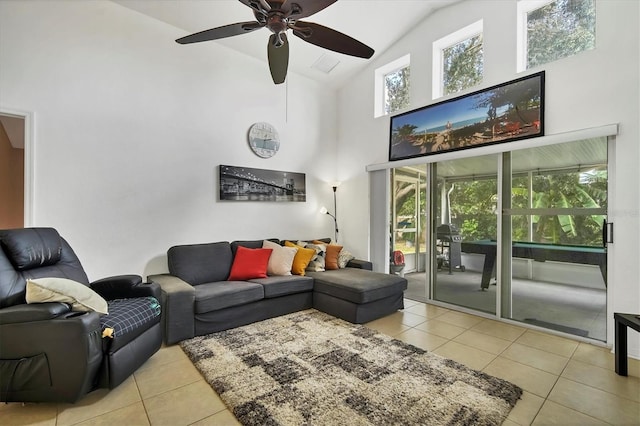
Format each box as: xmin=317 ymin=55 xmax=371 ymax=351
xmin=112 ymin=0 xmax=461 ymax=89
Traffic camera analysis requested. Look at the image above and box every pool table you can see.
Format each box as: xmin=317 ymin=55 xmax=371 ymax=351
xmin=460 ymin=240 xmax=607 ymax=290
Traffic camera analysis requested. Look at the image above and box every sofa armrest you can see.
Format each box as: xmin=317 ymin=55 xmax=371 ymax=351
xmin=147 ymin=274 xmax=195 ymax=345
xmin=347 ymin=259 xmax=373 ymax=271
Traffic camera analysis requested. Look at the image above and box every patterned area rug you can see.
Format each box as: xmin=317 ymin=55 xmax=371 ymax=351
xmin=180 ymin=310 xmax=522 ymax=425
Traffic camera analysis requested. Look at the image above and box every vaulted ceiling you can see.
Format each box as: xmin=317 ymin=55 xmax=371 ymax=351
xmin=113 ymin=0 xmax=461 ymax=89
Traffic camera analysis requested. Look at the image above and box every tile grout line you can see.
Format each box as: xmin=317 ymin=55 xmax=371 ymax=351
xmin=541 ymin=377 xmax=619 ymax=426
xmin=378 ymin=302 xmax=636 ymax=425
xmin=133 ymin=374 xmax=153 ymax=426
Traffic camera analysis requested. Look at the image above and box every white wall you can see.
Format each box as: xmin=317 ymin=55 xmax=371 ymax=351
xmin=337 ymin=0 xmax=640 ymax=354
xmin=2 ymin=0 xmax=638 ymax=354
xmin=0 ymin=0 xmax=340 ymax=279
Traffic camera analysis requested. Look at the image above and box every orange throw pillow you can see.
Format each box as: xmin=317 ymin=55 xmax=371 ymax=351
xmin=324 ymin=244 xmax=343 ymax=270
xmin=284 ymin=241 xmax=316 ymax=276
xmin=228 ymin=246 xmax=272 ymax=280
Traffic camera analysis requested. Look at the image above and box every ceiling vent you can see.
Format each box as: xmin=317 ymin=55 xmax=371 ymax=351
xmin=311 ymin=54 xmax=340 ymax=74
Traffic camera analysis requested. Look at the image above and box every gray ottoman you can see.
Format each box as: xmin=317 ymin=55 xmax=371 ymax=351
xmin=308 ymin=268 xmax=407 ymax=324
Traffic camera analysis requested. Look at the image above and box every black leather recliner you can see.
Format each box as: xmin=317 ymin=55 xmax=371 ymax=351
xmin=0 ymin=227 xmax=162 ymax=403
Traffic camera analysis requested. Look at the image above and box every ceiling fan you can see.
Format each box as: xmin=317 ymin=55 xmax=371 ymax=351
xmin=175 ymin=0 xmax=375 ymax=84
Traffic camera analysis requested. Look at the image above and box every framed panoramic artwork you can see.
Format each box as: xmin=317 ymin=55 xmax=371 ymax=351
xmin=389 ymin=71 xmax=545 ymax=161
xmin=219 ymin=165 xmax=306 ymax=202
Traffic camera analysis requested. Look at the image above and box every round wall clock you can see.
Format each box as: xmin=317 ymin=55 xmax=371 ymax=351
xmin=248 ymin=122 xmax=280 ymax=158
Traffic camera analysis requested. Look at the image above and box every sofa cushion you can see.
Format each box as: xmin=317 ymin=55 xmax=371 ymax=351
xmin=194 ymin=281 xmax=264 ymax=313
xmin=101 ymin=296 xmax=161 ymax=352
xmin=284 ymin=242 xmax=315 ymax=276
xmin=228 ymin=246 xmax=272 ymax=281
xmin=248 ymin=275 xmax=314 ymax=298
xmin=302 ymin=242 xmax=326 ymax=272
xmin=308 ymin=269 xmax=407 ymax=304
xmin=337 ymin=249 xmax=356 ymax=268
xmin=262 ymin=240 xmax=297 ymax=276
xmin=280 ymin=237 xmax=331 ymax=245
xmin=231 ymin=239 xmax=279 ymax=256
xmin=168 ymin=242 xmax=233 ymax=285
xmin=325 ymin=245 xmax=343 ymax=270
xmin=313 ymin=242 xmax=343 ymax=270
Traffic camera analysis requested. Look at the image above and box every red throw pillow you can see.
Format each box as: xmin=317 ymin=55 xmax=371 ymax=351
xmin=228 ymin=246 xmax=273 ymax=280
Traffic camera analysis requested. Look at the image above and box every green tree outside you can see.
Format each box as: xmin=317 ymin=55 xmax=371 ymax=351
xmin=443 ymin=34 xmax=483 ymax=96
xmin=385 ymin=66 xmax=410 ymax=114
xmin=392 ymin=167 xmax=607 ymax=249
xmin=527 ymin=0 xmax=595 ymax=69
xmin=439 ymin=169 xmax=606 ymax=246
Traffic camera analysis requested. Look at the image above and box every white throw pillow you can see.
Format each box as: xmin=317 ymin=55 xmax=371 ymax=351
xmin=262 ymin=240 xmax=297 ymax=276
xmin=26 ymin=277 xmax=109 ymax=314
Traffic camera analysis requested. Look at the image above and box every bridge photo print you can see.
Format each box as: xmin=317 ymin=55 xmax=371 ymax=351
xmin=219 ymin=165 xmax=306 ymax=202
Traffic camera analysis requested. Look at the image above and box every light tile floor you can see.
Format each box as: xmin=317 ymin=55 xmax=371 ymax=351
xmin=2 ymin=299 xmax=639 ymax=425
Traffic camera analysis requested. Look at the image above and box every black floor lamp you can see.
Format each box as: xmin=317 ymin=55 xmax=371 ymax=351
xmin=320 ymin=182 xmax=340 ymax=242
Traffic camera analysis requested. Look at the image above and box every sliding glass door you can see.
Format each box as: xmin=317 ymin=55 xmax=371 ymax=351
xmin=392 ymin=136 xmax=609 ymax=341
xmin=432 ymin=154 xmax=498 ymax=315
xmin=391 ymin=167 xmax=427 ymax=299
xmin=503 ymin=138 xmax=608 ymax=340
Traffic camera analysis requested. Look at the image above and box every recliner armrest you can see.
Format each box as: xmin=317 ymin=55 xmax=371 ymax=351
xmin=90 ymin=275 xmax=161 ymax=301
xmin=147 ymin=274 xmax=195 ymax=345
xmin=0 ymin=303 xmax=71 ymax=325
xmin=0 ymin=311 xmax=103 ymax=403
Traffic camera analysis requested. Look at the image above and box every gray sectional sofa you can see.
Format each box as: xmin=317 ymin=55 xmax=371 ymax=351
xmin=148 ymin=239 xmax=407 ymax=344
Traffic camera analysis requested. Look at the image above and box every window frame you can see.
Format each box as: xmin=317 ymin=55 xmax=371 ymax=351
xmin=374 ymin=54 xmax=411 ymax=118
xmin=432 ymin=20 xmax=484 ymax=100
xmin=516 ymin=0 xmax=596 ymax=72
xmin=517 ymin=0 xmax=554 ymax=72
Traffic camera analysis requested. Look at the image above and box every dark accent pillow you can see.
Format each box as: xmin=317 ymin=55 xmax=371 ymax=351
xmin=228 ymin=246 xmax=273 ymax=281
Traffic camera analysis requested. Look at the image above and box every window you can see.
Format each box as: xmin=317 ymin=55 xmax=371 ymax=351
xmin=384 ymin=67 xmax=411 ymax=115
xmin=517 ymin=0 xmax=596 ymax=71
xmin=374 ymin=55 xmax=410 ymax=118
xmin=432 ymin=20 xmax=483 ymax=99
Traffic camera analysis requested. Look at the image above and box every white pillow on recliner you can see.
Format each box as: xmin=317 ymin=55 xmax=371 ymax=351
xmin=26 ymin=278 xmax=109 ymax=314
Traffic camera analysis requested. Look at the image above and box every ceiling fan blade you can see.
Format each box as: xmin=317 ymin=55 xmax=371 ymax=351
xmin=176 ymin=21 xmax=264 ymax=44
xmin=268 ymin=33 xmax=289 ymax=84
xmin=292 ymin=21 xmax=374 ymax=59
